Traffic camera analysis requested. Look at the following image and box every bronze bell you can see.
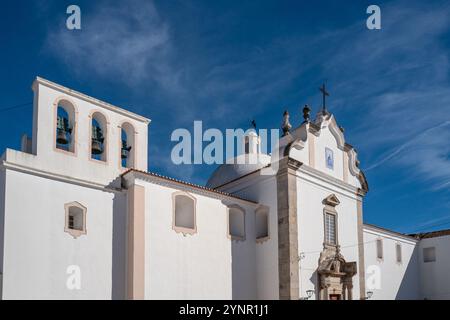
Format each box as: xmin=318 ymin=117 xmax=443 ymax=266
xmin=56 ymin=116 xmax=71 ymax=145
xmin=121 ymin=140 xmax=132 ymax=159
xmin=91 ymin=126 xmax=104 ymax=155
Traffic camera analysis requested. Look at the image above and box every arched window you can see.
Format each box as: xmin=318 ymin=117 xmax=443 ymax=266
xmin=64 ymin=202 xmax=87 ymax=238
xmin=55 ymin=101 xmax=76 ymax=153
xmin=90 ymin=112 xmax=107 ymax=161
xmin=172 ymin=192 xmax=196 ymax=235
xmin=228 ymin=205 xmax=246 ymax=240
xmin=255 ymin=206 xmax=269 ymax=242
xmin=120 ymin=122 xmax=135 ymax=168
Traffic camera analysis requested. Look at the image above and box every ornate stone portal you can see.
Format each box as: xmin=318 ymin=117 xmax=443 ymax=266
xmin=317 ymin=245 xmax=357 ymax=300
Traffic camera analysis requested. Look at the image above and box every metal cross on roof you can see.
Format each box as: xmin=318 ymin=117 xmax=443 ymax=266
xmin=319 ymin=83 xmax=329 ymax=113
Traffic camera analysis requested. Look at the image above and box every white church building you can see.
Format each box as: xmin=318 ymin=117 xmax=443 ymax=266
xmin=0 ymin=77 xmax=449 ymax=300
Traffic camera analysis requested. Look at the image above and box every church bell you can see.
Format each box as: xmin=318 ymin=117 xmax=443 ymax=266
xmin=56 ymin=116 xmax=72 ymax=145
xmin=121 ymin=140 xmax=132 ymax=159
xmin=91 ymin=126 xmax=104 ymax=155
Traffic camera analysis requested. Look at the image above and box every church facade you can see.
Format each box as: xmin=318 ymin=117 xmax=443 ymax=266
xmin=0 ymin=77 xmax=448 ymax=300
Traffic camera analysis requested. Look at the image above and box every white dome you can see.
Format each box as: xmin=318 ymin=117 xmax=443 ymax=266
xmin=206 ymin=153 xmax=271 ymax=188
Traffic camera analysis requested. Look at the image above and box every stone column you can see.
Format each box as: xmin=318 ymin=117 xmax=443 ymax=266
xmin=347 ymin=283 xmax=353 ymax=300
xmin=276 ymin=157 xmax=302 ymax=300
xmin=356 ymin=193 xmax=366 ymax=299
xmin=126 ymin=183 xmax=145 ymax=299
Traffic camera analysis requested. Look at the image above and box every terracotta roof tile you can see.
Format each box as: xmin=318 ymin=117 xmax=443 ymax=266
xmin=121 ymin=168 xmax=257 ymax=204
xmin=409 ymin=229 xmax=450 ymax=239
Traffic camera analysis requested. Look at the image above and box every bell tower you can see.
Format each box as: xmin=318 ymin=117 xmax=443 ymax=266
xmin=25 ymin=77 xmax=151 ymax=186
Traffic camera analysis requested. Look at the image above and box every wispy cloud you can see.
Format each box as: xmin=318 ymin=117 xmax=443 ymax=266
xmin=317 ymin=1 xmax=450 ymax=192
xmin=46 ymin=0 xmax=180 ymax=90
xmin=43 ymin=0 xmax=450 ymax=195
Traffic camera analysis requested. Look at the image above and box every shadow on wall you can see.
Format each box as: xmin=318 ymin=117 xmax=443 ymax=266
xmin=396 ymin=245 xmax=421 ymax=300
xmin=309 ymin=271 xmax=318 ymax=299
xmin=111 ymin=190 xmax=127 ymax=300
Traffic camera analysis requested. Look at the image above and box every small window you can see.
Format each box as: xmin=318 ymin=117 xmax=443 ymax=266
xmin=324 ymin=212 xmax=336 ymax=245
xmin=243 ymin=135 xmax=250 ymax=154
xmin=64 ymin=202 xmax=87 ymax=238
xmin=396 ymin=243 xmax=402 ymax=263
xmin=173 ymin=193 xmax=196 ymax=235
xmin=423 ymin=247 xmax=436 ymax=263
xmin=228 ymin=206 xmax=245 ymax=240
xmin=376 ymin=239 xmax=383 ymax=260
xmin=255 ymin=207 xmax=269 ymax=241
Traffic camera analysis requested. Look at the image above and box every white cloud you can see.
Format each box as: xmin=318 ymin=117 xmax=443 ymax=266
xmin=46 ymin=0 xmax=180 ymax=90
xmin=43 ymin=0 xmax=450 ymax=194
xmin=317 ymin=1 xmax=450 ymax=192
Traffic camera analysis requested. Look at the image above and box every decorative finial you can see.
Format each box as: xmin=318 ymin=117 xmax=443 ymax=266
xmin=282 ymin=110 xmax=292 ymax=136
xmin=302 ymin=104 xmax=311 ymax=123
xmin=251 ymin=119 xmax=257 ymax=130
xmin=319 ymin=83 xmax=330 ymax=114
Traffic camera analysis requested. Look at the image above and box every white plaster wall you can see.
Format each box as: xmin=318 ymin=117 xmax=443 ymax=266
xmin=289 ymin=126 xmax=310 ymax=165
xmin=0 ymin=167 xmax=5 ymax=298
xmin=18 ymin=80 xmax=149 ymax=186
xmin=218 ymin=174 xmax=279 ymax=300
xmin=297 ymin=174 xmax=361 ymax=300
xmin=363 ymin=227 xmax=420 ymax=300
xmin=253 ymin=178 xmax=279 ymax=300
xmin=141 ymin=181 xmax=257 ymax=300
xmin=419 ymin=235 xmax=450 ymax=299
xmin=1 ymin=169 xmax=119 ymax=299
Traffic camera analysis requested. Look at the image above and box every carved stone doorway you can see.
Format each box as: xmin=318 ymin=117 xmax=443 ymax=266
xmin=317 ymin=245 xmax=357 ymax=300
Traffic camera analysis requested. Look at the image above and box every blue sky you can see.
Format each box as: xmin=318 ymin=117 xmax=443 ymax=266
xmin=0 ymin=0 xmax=449 ymax=233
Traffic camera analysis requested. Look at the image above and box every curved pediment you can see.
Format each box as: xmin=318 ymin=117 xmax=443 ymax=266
xmin=280 ymin=112 xmax=368 ymax=193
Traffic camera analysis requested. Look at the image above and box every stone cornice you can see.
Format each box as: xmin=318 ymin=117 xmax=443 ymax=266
xmin=296 ymin=162 xmax=361 ymax=197
xmin=1 ymin=158 xmax=122 ymax=193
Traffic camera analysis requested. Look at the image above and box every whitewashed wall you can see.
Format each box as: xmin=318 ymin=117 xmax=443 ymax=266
xmin=363 ymin=225 xmax=420 ymax=300
xmin=139 ymin=179 xmax=258 ymax=300
xmin=0 ymin=167 xmax=5 ymax=299
xmin=297 ymin=174 xmax=361 ymax=300
xmin=1 ymin=169 xmax=120 ymax=299
xmin=219 ymin=174 xmax=279 ymax=300
xmin=419 ymin=235 xmax=450 ymax=299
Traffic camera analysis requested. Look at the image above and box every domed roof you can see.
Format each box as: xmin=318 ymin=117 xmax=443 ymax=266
xmin=206 ymin=153 xmax=272 ymax=188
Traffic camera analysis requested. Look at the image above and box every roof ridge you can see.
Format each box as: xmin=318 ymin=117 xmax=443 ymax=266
xmin=121 ymin=168 xmax=258 ymax=204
